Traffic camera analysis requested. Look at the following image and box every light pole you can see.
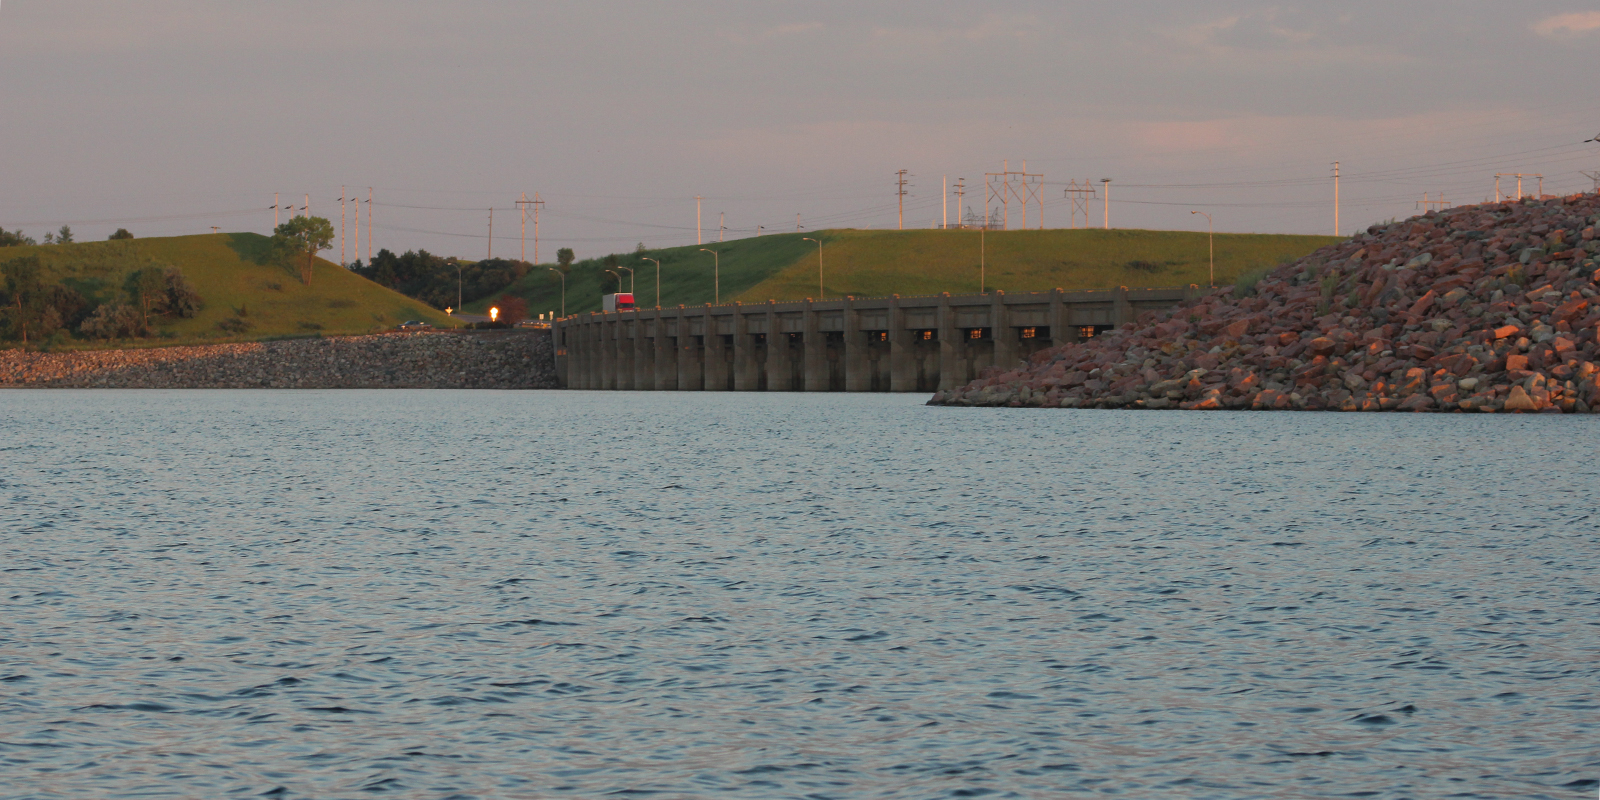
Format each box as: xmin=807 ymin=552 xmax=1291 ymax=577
xmin=980 ymin=223 xmax=986 ymax=294
xmin=454 ymin=260 xmax=463 ymax=312
xmin=547 ymin=267 xmax=565 ymax=318
xmin=639 ymin=257 xmax=661 ymax=308
xmin=604 ymin=269 xmax=623 ymax=298
xmin=802 ymin=237 xmax=823 ymax=299
xmin=1191 ymin=210 xmax=1214 ymax=287
xmin=699 ymin=248 xmax=720 ymax=304
xmin=616 ymin=265 xmax=635 ymax=293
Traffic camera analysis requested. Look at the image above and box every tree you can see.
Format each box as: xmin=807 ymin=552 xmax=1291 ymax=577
xmin=108 ymin=228 xmax=134 ymax=240
xmin=55 ymin=225 xmax=73 ymax=244
xmin=497 ymin=294 xmax=528 ymax=324
xmin=556 ymin=247 xmax=575 ymax=272
xmin=1 ymin=256 xmax=46 ymax=344
xmin=124 ymin=268 xmax=166 ymax=329
xmin=0 ymin=228 xmax=35 ymax=247
xmin=161 ymin=267 xmax=203 ymax=318
xmin=273 ymin=216 xmax=335 ymax=286
xmin=79 ymin=303 xmax=143 ymax=340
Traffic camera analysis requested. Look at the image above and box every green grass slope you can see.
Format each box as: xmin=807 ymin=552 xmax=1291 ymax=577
xmin=740 ymin=228 xmax=1344 ymax=301
xmin=478 ymin=228 xmax=1341 ymax=317
xmin=469 ymin=233 xmax=820 ymax=317
xmin=4 ymin=233 xmax=455 ymax=348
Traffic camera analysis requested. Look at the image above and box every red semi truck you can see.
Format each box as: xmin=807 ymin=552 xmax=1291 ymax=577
xmin=602 ymin=293 xmax=636 ymax=312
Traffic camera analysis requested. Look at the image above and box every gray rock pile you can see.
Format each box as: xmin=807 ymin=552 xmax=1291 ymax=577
xmin=931 ymin=194 xmax=1600 ymax=412
xmin=0 ymin=331 xmax=556 ymax=389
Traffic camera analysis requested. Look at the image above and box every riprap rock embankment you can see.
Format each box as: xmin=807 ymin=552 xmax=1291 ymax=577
xmin=0 ymin=331 xmax=555 ymax=389
xmin=932 ymin=195 xmax=1600 ymax=413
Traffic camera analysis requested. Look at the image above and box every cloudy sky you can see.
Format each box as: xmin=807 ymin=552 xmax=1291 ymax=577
xmin=2 ymin=1 xmax=1598 ymax=260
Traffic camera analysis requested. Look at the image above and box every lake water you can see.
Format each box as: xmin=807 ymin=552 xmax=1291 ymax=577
xmin=1 ymin=390 xmax=1597 ymax=799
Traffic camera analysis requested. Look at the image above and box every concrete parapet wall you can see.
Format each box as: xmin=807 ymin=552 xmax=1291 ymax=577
xmin=554 ymin=286 xmax=1199 ymax=392
xmin=0 ymin=330 xmax=556 ymax=389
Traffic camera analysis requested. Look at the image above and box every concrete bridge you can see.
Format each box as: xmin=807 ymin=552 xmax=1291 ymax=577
xmin=553 ymin=286 xmax=1204 ymax=392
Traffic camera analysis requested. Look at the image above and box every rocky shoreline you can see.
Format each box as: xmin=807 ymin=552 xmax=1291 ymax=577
xmin=0 ymin=330 xmax=556 ymax=389
xmin=931 ymin=194 xmax=1600 ymax=413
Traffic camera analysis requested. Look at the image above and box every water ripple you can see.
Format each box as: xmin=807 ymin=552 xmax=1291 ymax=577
xmin=0 ymin=389 xmax=1596 ymax=798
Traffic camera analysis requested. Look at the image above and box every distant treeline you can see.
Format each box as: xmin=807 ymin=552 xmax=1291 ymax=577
xmin=2 ymin=225 xmax=134 ymax=247
xmin=351 ymin=250 xmax=531 ymax=311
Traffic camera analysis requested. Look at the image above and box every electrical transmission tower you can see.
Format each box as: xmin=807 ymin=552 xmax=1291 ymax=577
xmin=516 ymin=193 xmax=541 ymax=264
xmin=1582 ymin=171 xmax=1600 ymax=193
xmin=951 ymin=178 xmax=966 ymax=229
xmin=1064 ymin=180 xmax=1096 ymax=229
xmin=896 ymin=170 xmax=910 ymax=229
xmin=1495 ymin=173 xmax=1543 ymax=201
xmin=1417 ymin=193 xmax=1450 ymax=213
xmin=984 ymin=161 xmax=1044 ymax=230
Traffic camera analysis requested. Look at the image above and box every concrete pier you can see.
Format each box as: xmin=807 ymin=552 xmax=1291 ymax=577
xmin=553 ymin=286 xmax=1200 ymax=391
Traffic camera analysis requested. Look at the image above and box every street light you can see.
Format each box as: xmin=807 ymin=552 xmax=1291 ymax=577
xmin=801 ymin=237 xmax=823 ymax=299
xmin=453 ymin=260 xmax=463 ymax=312
xmin=639 ymin=256 xmax=661 ymax=308
xmin=604 ymin=268 xmax=622 ymax=295
xmin=1191 ymin=210 xmax=1214 ymax=287
xmin=616 ymin=265 xmax=635 ymax=293
xmin=699 ymin=248 xmax=720 ymax=304
xmin=546 ymin=267 xmax=565 ymax=318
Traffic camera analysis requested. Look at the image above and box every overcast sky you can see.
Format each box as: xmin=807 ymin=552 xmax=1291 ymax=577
xmin=2 ymin=1 xmax=1599 ymax=260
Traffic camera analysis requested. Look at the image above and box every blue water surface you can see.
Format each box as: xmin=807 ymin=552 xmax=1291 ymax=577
xmin=0 ymin=390 xmax=1596 ymax=799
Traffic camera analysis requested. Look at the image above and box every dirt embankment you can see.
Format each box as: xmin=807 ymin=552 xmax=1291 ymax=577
xmin=931 ymin=194 xmax=1600 ymax=413
xmin=0 ymin=330 xmax=556 ymax=389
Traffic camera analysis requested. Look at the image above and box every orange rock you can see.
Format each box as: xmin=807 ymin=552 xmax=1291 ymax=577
xmin=1504 ymin=385 xmax=1539 ymax=412
xmin=1506 ymin=354 xmax=1530 ymax=371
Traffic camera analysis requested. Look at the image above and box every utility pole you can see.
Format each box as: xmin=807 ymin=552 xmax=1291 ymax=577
xmin=1417 ymin=193 xmax=1450 ymax=214
xmin=273 ymin=192 xmax=281 ymax=228
xmin=1191 ymin=210 xmax=1213 ymax=287
xmin=953 ymin=178 xmax=966 ymax=229
xmin=352 ymin=187 xmax=359 ymax=265
xmin=1332 ymin=161 xmax=1340 ymax=236
xmin=304 ymin=194 xmax=310 ymax=219
xmin=487 ymin=207 xmax=493 ymax=260
xmin=339 ymin=187 xmax=347 ymax=265
xmin=533 ymin=193 xmax=544 ymax=263
xmin=367 ymin=188 xmax=373 ymax=262
xmin=942 ymin=175 xmax=947 ymax=229
xmin=896 ymin=169 xmax=909 ymax=230
xmin=696 ymin=196 xmax=703 ymax=245
xmin=517 ymin=192 xmax=529 ymax=263
xmin=1100 ymin=179 xmax=1111 ymax=229
xmin=796 ymin=213 xmax=802 ymax=232
xmin=1583 ymin=170 xmax=1600 ymax=193
xmin=719 ymin=211 xmax=725 ymax=242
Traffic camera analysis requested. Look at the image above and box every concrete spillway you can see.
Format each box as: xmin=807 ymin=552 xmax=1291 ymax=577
xmin=554 ymin=286 xmax=1204 ymax=392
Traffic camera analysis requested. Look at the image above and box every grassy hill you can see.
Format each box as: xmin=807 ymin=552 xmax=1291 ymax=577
xmin=475 ymin=228 xmax=1342 ymax=316
xmin=1 ymin=233 xmax=455 ymax=348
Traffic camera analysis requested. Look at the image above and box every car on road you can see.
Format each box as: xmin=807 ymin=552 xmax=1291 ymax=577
xmin=397 ymin=320 xmax=432 ymax=332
